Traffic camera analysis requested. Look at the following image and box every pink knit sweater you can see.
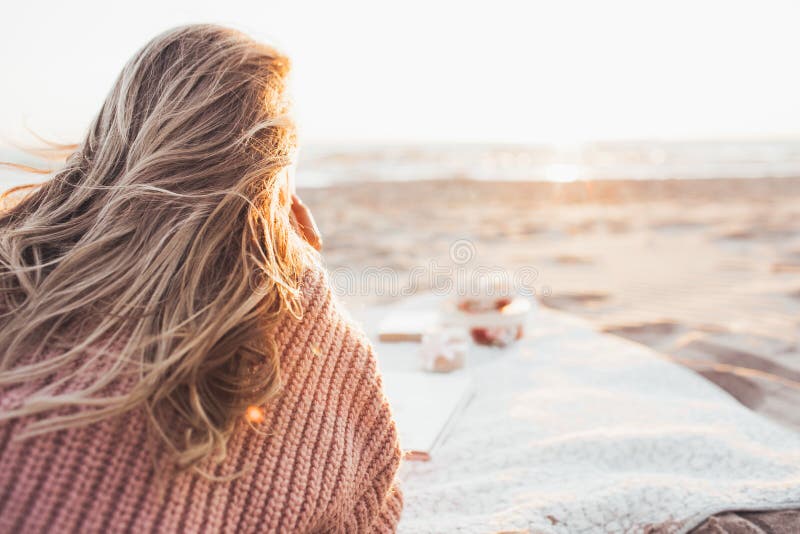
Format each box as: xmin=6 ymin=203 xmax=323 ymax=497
xmin=0 ymin=269 xmax=403 ymax=532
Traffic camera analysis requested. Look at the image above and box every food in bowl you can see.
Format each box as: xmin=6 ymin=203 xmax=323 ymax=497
xmin=446 ymin=294 xmax=531 ymax=348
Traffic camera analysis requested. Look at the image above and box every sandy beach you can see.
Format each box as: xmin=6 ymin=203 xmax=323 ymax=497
xmin=300 ymin=177 xmax=800 ymax=432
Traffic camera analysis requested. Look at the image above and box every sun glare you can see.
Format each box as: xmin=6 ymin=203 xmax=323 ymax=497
xmin=544 ymin=163 xmax=585 ymax=183
xmin=245 ymin=405 xmax=265 ymax=424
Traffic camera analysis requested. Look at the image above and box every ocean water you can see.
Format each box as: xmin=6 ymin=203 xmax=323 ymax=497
xmin=297 ymin=140 xmax=800 ymax=187
xmin=3 ymin=140 xmax=800 ymax=189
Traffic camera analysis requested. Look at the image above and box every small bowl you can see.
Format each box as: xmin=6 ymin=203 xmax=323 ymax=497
xmin=443 ymin=296 xmax=531 ymax=347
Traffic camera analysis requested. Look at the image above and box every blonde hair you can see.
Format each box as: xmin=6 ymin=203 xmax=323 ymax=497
xmin=0 ymin=25 xmax=312 ymax=469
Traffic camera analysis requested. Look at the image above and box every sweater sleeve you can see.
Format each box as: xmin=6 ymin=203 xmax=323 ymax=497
xmin=291 ymin=269 xmax=403 ymax=533
xmin=332 ymin=310 xmax=403 ymax=533
xmin=371 ymin=483 xmax=404 ymax=533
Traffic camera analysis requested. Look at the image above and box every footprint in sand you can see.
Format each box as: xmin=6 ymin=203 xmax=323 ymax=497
xmin=602 ymin=320 xmax=685 ymax=347
xmin=696 ymin=369 xmax=765 ymax=409
xmin=650 ymin=221 xmax=708 ymax=233
xmin=552 ymin=254 xmax=594 ymax=266
xmin=673 ymin=336 xmax=800 ymax=412
xmin=717 ymin=226 xmax=797 ymax=242
xmin=541 ymin=292 xmax=610 ymax=311
xmin=772 ymin=262 xmax=800 ymax=274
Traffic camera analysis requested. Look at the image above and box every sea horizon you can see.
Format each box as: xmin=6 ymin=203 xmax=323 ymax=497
xmin=3 ymin=138 xmax=800 ymax=189
xmin=296 ymin=139 xmax=800 ymax=187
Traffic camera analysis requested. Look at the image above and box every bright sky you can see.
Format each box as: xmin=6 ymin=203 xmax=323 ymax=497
xmin=2 ymin=0 xmax=800 ymax=145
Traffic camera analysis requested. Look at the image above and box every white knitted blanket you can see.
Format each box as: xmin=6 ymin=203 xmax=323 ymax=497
xmin=361 ymin=303 xmax=800 ymax=533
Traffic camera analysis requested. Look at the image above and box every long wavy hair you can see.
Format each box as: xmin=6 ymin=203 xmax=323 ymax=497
xmin=0 ymin=25 xmax=312 ymax=469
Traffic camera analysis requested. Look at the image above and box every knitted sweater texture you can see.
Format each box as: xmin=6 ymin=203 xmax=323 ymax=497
xmin=0 ymin=269 xmax=403 ymax=533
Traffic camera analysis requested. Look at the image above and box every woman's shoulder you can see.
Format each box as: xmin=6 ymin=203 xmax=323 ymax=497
xmin=275 ymin=266 xmax=376 ymax=387
xmin=276 ymin=266 xmax=368 ymax=354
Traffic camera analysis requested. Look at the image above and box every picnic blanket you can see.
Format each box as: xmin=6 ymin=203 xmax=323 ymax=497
xmin=355 ymin=300 xmax=800 ymax=533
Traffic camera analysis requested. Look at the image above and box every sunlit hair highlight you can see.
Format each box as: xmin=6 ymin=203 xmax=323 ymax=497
xmin=0 ymin=24 xmax=312 ymax=470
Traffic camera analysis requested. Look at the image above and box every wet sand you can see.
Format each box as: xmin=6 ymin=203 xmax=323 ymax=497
xmin=300 ymin=177 xmax=800 ymax=432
